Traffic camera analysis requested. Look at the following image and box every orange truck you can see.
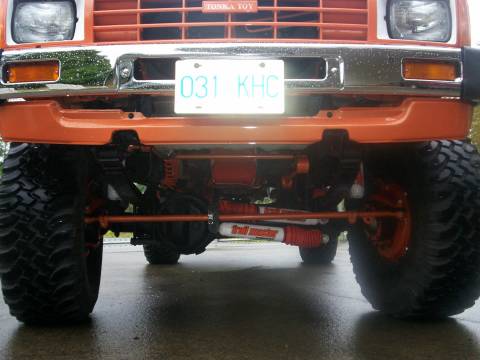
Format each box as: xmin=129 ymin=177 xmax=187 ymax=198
xmin=0 ymin=0 xmax=479 ymax=324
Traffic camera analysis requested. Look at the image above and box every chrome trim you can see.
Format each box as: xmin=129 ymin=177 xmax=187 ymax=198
xmin=0 ymin=43 xmax=463 ymax=99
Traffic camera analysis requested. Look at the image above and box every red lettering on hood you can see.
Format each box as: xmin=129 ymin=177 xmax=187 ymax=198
xmin=202 ymin=1 xmax=258 ymax=13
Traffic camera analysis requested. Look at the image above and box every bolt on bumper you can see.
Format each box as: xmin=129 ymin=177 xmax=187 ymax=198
xmin=0 ymin=43 xmax=465 ymax=99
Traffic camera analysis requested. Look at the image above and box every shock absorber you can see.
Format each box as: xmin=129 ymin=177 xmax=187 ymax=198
xmin=218 ymin=222 xmax=329 ymax=248
xmin=218 ymin=200 xmax=328 ymax=226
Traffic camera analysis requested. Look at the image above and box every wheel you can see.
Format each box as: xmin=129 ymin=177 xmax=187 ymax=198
xmin=0 ymin=143 xmax=103 ymax=324
xmin=299 ymin=236 xmax=338 ymax=264
xmin=143 ymin=242 xmax=180 ymax=265
xmin=348 ymin=140 xmax=480 ymax=318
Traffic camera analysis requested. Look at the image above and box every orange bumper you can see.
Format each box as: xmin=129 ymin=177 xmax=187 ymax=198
xmin=0 ymin=99 xmax=472 ymax=145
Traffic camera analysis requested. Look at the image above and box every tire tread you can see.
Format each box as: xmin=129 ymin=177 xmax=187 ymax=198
xmin=0 ymin=143 xmax=100 ymax=323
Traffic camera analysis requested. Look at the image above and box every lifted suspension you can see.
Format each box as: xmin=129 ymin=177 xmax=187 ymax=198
xmin=86 ymin=183 xmax=406 ymax=248
xmin=86 ymin=210 xmax=403 ymax=249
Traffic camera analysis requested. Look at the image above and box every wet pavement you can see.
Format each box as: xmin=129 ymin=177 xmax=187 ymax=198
xmin=1 ymin=242 xmax=480 ymax=360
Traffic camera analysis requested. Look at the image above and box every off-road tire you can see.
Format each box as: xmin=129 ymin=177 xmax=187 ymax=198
xmin=299 ymin=236 xmax=338 ymax=265
xmin=348 ymin=140 xmax=480 ymax=318
xmin=143 ymin=242 xmax=180 ymax=265
xmin=0 ymin=143 xmax=103 ymax=324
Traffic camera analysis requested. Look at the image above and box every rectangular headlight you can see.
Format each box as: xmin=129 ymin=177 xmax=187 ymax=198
xmin=13 ymin=1 xmax=76 ymax=44
xmin=387 ymin=0 xmax=452 ymax=42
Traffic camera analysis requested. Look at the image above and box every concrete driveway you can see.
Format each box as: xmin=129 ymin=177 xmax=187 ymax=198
xmin=1 ymin=242 xmax=480 ymax=360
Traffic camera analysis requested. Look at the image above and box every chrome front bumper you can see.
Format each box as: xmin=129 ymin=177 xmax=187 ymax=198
xmin=0 ymin=43 xmax=463 ymax=99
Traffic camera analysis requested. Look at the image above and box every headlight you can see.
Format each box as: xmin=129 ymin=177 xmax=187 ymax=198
xmin=387 ymin=0 xmax=452 ymax=42
xmin=12 ymin=1 xmax=76 ymax=44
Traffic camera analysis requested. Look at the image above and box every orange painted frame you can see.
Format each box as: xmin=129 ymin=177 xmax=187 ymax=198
xmin=0 ymin=98 xmax=472 ymax=145
xmin=0 ymin=0 xmax=471 ymax=49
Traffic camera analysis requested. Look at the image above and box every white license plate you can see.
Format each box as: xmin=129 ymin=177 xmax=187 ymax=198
xmin=174 ymin=60 xmax=285 ymax=114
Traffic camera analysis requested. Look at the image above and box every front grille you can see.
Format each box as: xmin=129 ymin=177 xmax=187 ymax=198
xmin=93 ymin=0 xmax=369 ymax=43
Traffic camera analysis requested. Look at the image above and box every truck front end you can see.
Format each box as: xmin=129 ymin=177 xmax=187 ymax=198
xmin=1 ymin=0 xmax=480 ymax=324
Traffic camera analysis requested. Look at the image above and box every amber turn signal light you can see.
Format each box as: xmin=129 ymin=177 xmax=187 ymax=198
xmin=402 ymin=60 xmax=458 ymax=81
xmin=4 ymin=60 xmax=60 ymax=84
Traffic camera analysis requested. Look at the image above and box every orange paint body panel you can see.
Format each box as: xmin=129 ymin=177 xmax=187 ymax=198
xmin=0 ymin=99 xmax=471 ymax=145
